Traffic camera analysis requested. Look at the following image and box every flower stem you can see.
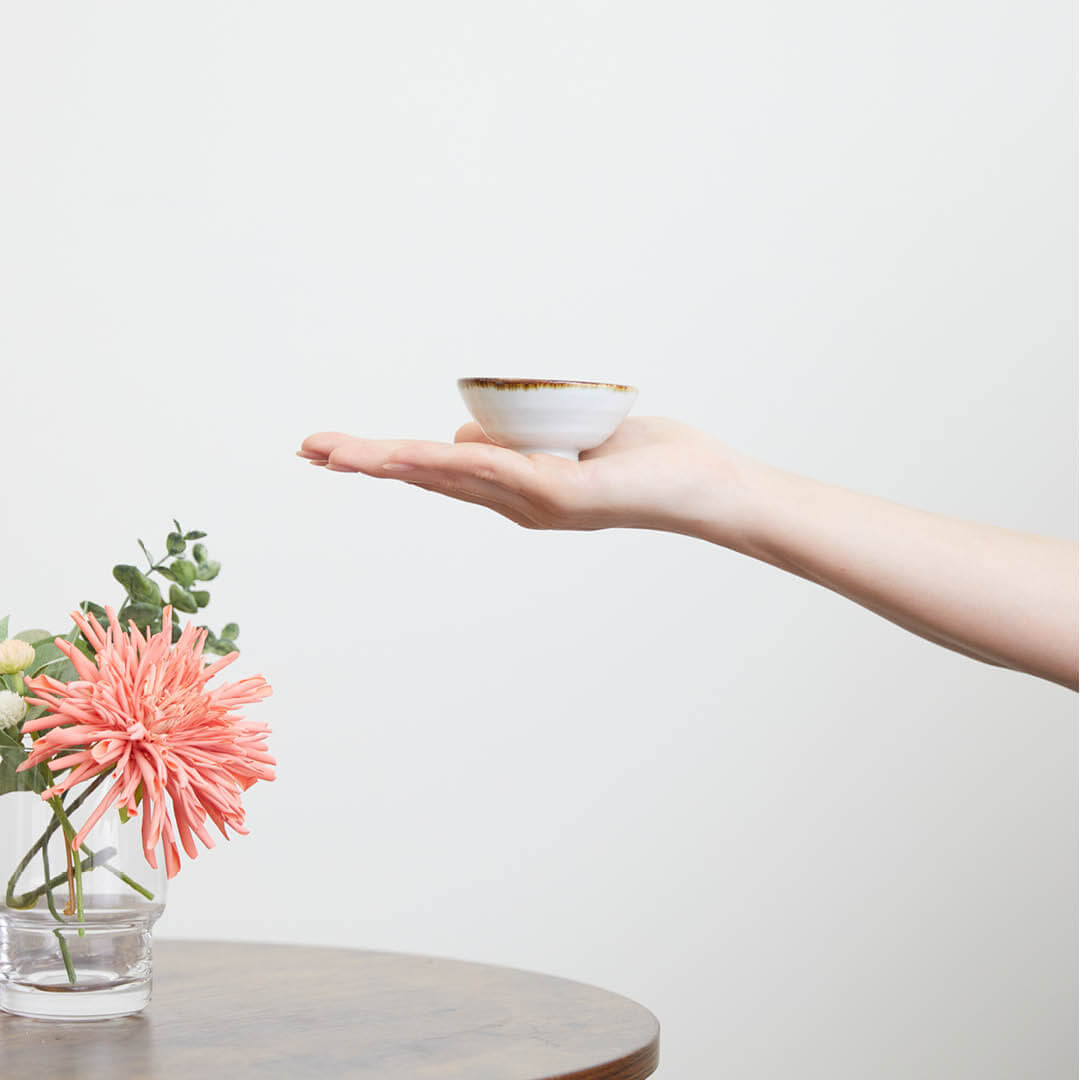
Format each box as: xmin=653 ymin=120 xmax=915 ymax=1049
xmin=5 ymin=773 xmax=155 ymax=911
xmin=4 ymin=773 xmax=109 ymax=908
xmin=9 ymin=847 xmax=116 ymax=909
xmin=52 ymin=799 xmax=78 ymax=917
xmin=50 ymin=799 xmax=88 ymax=934
xmin=41 ymin=844 xmax=76 ymax=985
xmin=95 ymin=860 xmax=155 ymax=901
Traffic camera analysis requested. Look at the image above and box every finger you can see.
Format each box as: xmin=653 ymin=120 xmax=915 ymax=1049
xmin=453 ymin=422 xmax=497 ymax=446
xmin=406 ymin=483 xmax=541 ymax=529
xmin=325 ymin=439 xmax=451 ymax=475
xmin=330 ymin=438 xmax=550 ymax=495
xmin=299 ymin=431 xmax=358 ymax=460
xmin=383 ymin=440 xmax=560 ymax=491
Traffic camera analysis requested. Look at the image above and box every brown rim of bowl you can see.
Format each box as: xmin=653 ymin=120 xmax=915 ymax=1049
xmin=458 ymin=377 xmax=637 ymax=392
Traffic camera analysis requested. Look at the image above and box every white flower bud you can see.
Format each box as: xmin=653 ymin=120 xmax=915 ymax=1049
xmin=0 ymin=690 xmax=26 ymax=731
xmin=0 ymin=639 xmax=35 ymax=676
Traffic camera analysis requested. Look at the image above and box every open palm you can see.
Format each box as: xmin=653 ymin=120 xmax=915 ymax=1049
xmin=298 ymin=417 xmax=743 ymax=535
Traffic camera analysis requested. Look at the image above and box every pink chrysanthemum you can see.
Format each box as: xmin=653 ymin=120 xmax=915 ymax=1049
xmin=20 ymin=606 xmax=273 ymax=879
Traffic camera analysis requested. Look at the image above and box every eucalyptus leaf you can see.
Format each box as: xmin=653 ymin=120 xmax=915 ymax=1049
xmin=191 ymin=543 xmax=208 ymax=564
xmin=113 ymin=564 xmax=161 ymax=604
xmin=118 ymin=603 xmax=160 ymax=632
xmin=0 ymin=742 xmax=47 ymax=796
xmin=217 ymin=638 xmax=238 ymax=653
xmin=27 ymin=641 xmax=63 ymax=677
xmin=168 ymin=585 xmax=198 ymax=614
xmin=14 ymin=629 xmax=52 ymax=646
xmin=22 ymin=702 xmax=47 ymax=726
xmin=170 ymin=560 xmax=197 ymax=588
xmin=33 ymin=656 xmax=78 ymax=684
xmin=153 ymin=565 xmax=179 ymax=583
xmin=221 ymin=622 xmax=239 ymax=640
xmin=113 ymin=564 xmax=141 ymax=591
xmin=195 ymin=560 xmax=220 ymax=582
xmin=202 ymin=634 xmax=230 ymax=656
xmin=81 ymin=601 xmax=108 ymax=623
xmin=134 ymin=576 xmax=162 ymax=606
xmin=185 ymin=531 xmax=207 ymax=541
xmin=166 ymin=532 xmax=186 ymax=556
xmin=193 ymin=590 xmax=210 ymax=608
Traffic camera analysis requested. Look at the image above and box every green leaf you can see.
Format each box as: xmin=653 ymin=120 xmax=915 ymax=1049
xmin=138 ymin=539 xmax=155 ymax=567
xmin=166 ymin=532 xmax=186 ymax=556
xmin=202 ymin=632 xmax=228 ymax=656
xmin=26 ymin=639 xmax=78 ymax=684
xmin=0 ymin=616 xmax=8 ymax=642
xmin=191 ymin=543 xmax=208 ymax=564
xmin=152 ymin=565 xmax=178 ymax=582
xmin=27 ymin=641 xmax=62 ymax=675
xmin=81 ymin=601 xmax=108 ymax=623
xmin=217 ymin=638 xmax=238 ymax=653
xmin=134 ymin=578 xmax=162 ymax=606
xmin=14 ymin=629 xmax=53 ymax=646
xmin=118 ymin=603 xmax=160 ymax=633
xmin=195 ymin=560 xmax=220 ymax=582
xmin=168 ymin=585 xmax=198 ymax=614
xmin=192 ymin=590 xmax=210 ymax=609
xmin=114 ymin=565 xmax=162 ymax=604
xmin=0 ymin=739 xmax=47 ymax=796
xmin=113 ymin=564 xmax=141 ymax=592
xmin=184 ymin=530 xmax=207 ymax=540
xmin=170 ymin=559 xmax=197 ymax=588
xmin=73 ymin=638 xmax=94 ymax=661
xmin=22 ymin=702 xmax=47 ymax=726
xmin=221 ymin=622 xmax=239 ymax=640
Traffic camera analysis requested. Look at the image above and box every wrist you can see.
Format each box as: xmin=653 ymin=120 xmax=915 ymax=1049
xmin=650 ymin=446 xmax=780 ymax=552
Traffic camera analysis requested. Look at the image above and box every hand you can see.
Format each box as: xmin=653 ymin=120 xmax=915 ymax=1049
xmin=298 ymin=418 xmax=1079 ymax=687
xmin=298 ymin=418 xmax=753 ymax=540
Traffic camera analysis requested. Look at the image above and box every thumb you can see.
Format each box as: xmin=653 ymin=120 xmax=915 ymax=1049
xmin=454 ymin=422 xmax=497 ymax=446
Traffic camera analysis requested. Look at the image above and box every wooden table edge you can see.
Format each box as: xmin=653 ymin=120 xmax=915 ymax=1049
xmin=154 ymin=939 xmax=661 ymax=1080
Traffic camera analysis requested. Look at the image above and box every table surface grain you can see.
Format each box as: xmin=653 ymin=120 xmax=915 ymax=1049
xmin=0 ymin=940 xmax=660 ymax=1079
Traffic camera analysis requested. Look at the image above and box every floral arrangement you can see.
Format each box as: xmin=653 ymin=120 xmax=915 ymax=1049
xmin=0 ymin=523 xmax=272 ymax=983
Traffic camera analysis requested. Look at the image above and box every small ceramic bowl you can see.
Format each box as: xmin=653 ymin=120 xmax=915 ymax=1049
xmin=457 ymin=378 xmax=639 ymax=461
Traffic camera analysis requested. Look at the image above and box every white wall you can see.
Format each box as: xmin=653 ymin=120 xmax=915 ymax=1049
xmin=1 ymin=3 xmax=1075 ymax=1076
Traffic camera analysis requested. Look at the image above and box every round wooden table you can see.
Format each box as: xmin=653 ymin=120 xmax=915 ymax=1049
xmin=0 ymin=940 xmax=660 ymax=1078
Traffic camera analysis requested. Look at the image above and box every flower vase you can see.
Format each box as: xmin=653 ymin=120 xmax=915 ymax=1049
xmin=0 ymin=779 xmax=166 ymax=1020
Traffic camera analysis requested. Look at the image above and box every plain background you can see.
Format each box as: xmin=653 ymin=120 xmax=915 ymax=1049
xmin=1 ymin=2 xmax=1076 ymax=1076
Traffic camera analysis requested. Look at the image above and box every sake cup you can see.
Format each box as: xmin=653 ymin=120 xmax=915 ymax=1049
xmin=457 ymin=378 xmax=638 ymax=461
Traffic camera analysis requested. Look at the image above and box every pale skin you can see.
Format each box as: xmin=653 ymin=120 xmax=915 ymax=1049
xmin=299 ymin=418 xmax=1079 ymax=691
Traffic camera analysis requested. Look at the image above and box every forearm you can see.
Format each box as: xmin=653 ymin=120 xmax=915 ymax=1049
xmin=688 ymin=456 xmax=1079 ymax=689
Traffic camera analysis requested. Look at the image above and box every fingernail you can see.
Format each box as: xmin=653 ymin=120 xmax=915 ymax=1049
xmin=296 ymin=451 xmax=322 ymax=459
xmin=382 ymin=462 xmax=416 ymax=472
xmin=325 ymin=464 xmax=355 ymax=472
xmin=308 ymin=459 xmax=329 ymax=467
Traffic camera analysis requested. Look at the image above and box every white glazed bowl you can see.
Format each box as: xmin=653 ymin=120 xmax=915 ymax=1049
xmin=457 ymin=378 xmax=639 ymax=461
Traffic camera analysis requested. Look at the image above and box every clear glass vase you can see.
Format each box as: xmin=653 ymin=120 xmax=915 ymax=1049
xmin=0 ymin=780 xmax=167 ymax=1020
